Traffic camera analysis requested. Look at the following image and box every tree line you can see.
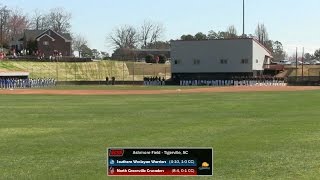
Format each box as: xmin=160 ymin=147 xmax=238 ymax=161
xmin=292 ymin=49 xmax=320 ymax=62
xmin=108 ymin=20 xmax=170 ymax=50
xmin=108 ymin=23 xmax=288 ymax=62
xmin=178 ymin=24 xmax=286 ymax=62
xmin=108 ymin=20 xmax=171 ymax=59
xmin=3 ymin=3 xmax=319 ymax=61
xmin=0 ymin=4 xmax=107 ymax=59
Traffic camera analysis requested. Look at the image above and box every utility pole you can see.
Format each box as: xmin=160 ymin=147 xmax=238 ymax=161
xmin=295 ymin=47 xmax=298 ymax=80
xmin=302 ymin=47 xmax=304 ymax=80
xmin=242 ymin=0 xmax=245 ymax=37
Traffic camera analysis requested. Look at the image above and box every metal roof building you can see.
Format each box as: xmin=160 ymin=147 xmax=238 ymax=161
xmin=171 ymin=38 xmax=275 ymax=80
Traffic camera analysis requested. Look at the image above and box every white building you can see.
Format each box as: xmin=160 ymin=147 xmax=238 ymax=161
xmin=171 ymin=38 xmax=275 ymax=80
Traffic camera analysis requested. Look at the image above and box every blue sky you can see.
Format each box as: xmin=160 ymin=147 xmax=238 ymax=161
xmin=4 ymin=0 xmax=320 ymax=55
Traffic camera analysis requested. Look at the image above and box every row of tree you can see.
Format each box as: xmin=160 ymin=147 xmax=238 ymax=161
xmin=180 ymin=25 xmax=239 ymax=41
xmin=0 ymin=4 xmax=72 ymax=48
xmin=79 ymin=46 xmax=109 ymax=59
xmin=314 ymin=50 xmax=320 ymax=60
xmin=108 ymin=20 xmax=170 ymax=50
xmin=107 ymin=23 xmax=288 ymax=62
xmin=5 ymin=3 xmax=317 ymax=62
xmin=0 ymin=4 xmax=98 ymax=58
xmin=295 ymin=49 xmax=320 ymax=61
xmin=71 ymin=34 xmax=112 ymax=59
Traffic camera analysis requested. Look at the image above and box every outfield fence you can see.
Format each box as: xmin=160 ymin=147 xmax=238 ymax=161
xmin=287 ymin=66 xmax=320 ymax=85
xmin=288 ymin=65 xmax=320 ymax=77
xmin=287 ymin=77 xmax=320 ymax=86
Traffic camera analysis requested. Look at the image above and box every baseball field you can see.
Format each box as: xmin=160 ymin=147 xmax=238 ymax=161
xmin=1 ymin=86 xmax=320 ymax=179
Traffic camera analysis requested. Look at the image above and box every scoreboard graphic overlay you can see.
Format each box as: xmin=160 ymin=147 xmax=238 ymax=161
xmin=107 ymin=148 xmax=213 ymax=176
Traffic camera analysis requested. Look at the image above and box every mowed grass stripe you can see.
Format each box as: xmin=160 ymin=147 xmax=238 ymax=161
xmin=0 ymin=91 xmax=320 ymax=179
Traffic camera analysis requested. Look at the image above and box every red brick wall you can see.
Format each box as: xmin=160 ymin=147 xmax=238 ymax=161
xmin=37 ymin=30 xmax=71 ymax=57
xmin=37 ymin=36 xmax=54 ymax=56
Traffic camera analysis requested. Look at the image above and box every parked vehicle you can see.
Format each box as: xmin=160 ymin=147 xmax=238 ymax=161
xmin=292 ymin=61 xmax=303 ymax=65
xmin=310 ymin=60 xmax=320 ymax=65
xmin=279 ymin=60 xmax=292 ymax=65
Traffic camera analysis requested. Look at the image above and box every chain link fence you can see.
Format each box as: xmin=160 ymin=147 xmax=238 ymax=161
xmin=287 ymin=65 xmax=320 ymax=85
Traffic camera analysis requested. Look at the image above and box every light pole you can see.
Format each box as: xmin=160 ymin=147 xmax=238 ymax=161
xmin=242 ymin=0 xmax=245 ymax=37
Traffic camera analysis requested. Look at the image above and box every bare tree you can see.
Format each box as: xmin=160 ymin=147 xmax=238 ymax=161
xmin=140 ymin=20 xmax=154 ymax=48
xmin=47 ymin=7 xmax=71 ymax=33
xmin=7 ymin=8 xmax=29 ymax=40
xmin=29 ymin=9 xmax=49 ymax=30
xmin=140 ymin=20 xmax=164 ymax=48
xmin=72 ymin=34 xmax=88 ymax=57
xmin=255 ymin=23 xmax=269 ymax=44
xmin=226 ymin=25 xmax=238 ymax=38
xmin=150 ymin=23 xmax=164 ymax=44
xmin=0 ymin=5 xmax=10 ymax=48
xmin=109 ymin=25 xmax=139 ymax=49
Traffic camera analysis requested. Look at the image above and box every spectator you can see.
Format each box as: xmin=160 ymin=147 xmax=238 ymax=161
xmin=106 ymin=77 xmax=109 ymax=85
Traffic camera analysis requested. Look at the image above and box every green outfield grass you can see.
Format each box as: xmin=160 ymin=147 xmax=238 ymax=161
xmin=1 ymin=91 xmax=320 ymax=179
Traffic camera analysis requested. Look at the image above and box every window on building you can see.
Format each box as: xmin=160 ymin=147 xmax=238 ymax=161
xmin=193 ymin=59 xmax=200 ymax=65
xmin=241 ymin=59 xmax=249 ymax=64
xmin=256 ymin=59 xmax=259 ymax=63
xmin=43 ymin=41 xmax=49 ymax=46
xmin=220 ymin=59 xmax=228 ymax=64
xmin=174 ymin=59 xmax=181 ymax=65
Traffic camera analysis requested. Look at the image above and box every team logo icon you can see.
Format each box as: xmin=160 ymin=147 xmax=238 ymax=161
xmin=198 ymin=162 xmax=210 ymax=170
xmin=109 ymin=167 xmax=115 ymax=174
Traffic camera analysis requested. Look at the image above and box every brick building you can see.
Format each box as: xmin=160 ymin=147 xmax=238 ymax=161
xmin=10 ymin=29 xmax=72 ymax=57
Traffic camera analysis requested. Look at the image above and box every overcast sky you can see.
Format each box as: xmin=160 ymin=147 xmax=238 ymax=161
xmin=5 ymin=0 xmax=320 ymax=55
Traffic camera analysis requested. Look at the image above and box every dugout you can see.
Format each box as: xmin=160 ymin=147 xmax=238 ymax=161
xmin=0 ymin=71 xmax=29 ymax=79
